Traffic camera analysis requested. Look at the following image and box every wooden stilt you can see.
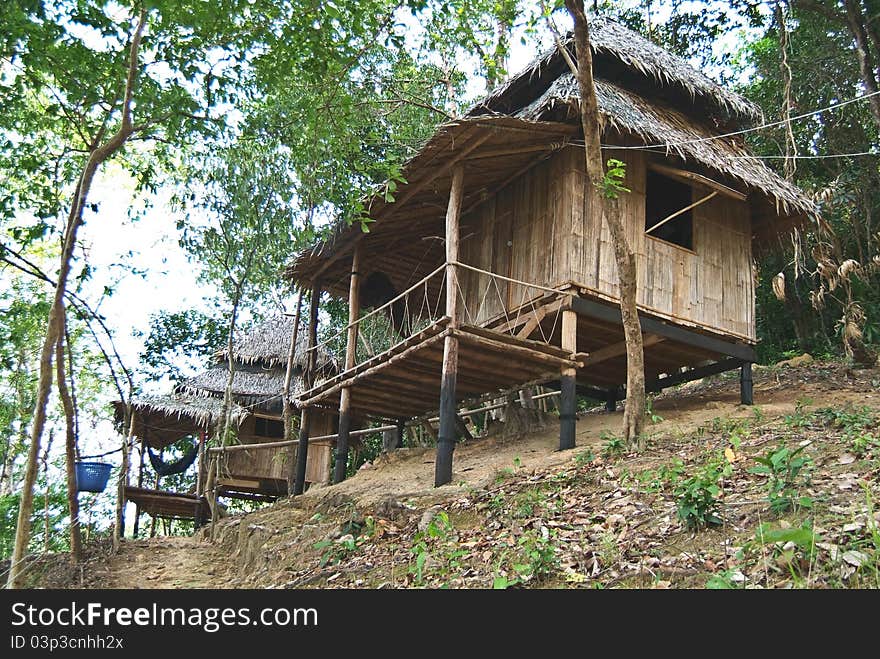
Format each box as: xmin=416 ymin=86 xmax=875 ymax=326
xmin=435 ymin=164 xmax=464 ymax=487
xmin=605 ymin=392 xmax=617 ymax=413
xmin=194 ymin=430 xmax=206 ymax=528
xmin=294 ymin=283 xmax=321 ymax=496
xmin=395 ymin=417 xmax=406 ymax=449
xmin=284 ymin=290 xmax=304 ymax=495
xmin=334 ymin=246 xmax=362 ymax=484
xmin=559 ymin=309 xmax=578 ymax=450
xmin=740 ymin=361 xmax=754 ymax=405
xmin=132 ymin=441 xmax=146 ymax=538
xmin=421 ymin=418 xmax=438 ymax=442
xmin=454 ymin=415 xmax=473 ymax=442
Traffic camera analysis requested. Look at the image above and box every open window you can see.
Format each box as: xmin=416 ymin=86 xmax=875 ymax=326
xmin=645 ymin=170 xmax=694 ymax=250
xmin=254 ymin=417 xmax=284 ymax=438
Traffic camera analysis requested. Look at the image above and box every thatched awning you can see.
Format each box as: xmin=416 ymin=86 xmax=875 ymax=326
xmin=285 ymin=116 xmax=579 ymax=296
xmin=115 ymin=394 xmax=248 ymax=448
xmin=471 ymin=17 xmax=761 ymax=126
xmin=514 ymin=73 xmax=815 ymax=219
xmin=216 ymin=314 xmax=337 ymax=373
xmin=177 ymin=362 xmax=291 ymax=406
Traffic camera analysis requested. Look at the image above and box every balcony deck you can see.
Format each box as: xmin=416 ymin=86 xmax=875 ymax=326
xmin=296 ymin=317 xmax=581 ymax=420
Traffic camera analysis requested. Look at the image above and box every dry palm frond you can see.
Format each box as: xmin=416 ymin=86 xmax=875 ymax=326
xmin=772 ymin=272 xmax=786 ymax=301
xmin=809 ymin=287 xmax=825 ymax=311
xmin=838 ymin=259 xmax=862 ymax=281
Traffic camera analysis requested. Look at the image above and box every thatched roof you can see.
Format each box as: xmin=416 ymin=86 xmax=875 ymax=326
xmin=177 ymin=362 xmax=294 ymax=405
xmin=471 ymin=17 xmax=761 ymax=126
xmin=285 ymin=18 xmax=814 ymax=292
xmin=286 ymin=117 xmax=578 ymax=295
xmin=217 ymin=314 xmax=337 ymax=372
xmin=126 ymin=394 xmax=248 ymax=428
xmin=511 ymin=73 xmax=814 ymax=217
xmin=115 ymin=394 xmax=248 ymax=448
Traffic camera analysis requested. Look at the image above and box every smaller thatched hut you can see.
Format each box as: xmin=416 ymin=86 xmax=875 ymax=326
xmin=118 ymin=315 xmax=338 ymax=527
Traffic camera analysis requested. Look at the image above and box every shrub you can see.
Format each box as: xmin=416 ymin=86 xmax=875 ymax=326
xmin=674 ymin=454 xmax=731 ymax=529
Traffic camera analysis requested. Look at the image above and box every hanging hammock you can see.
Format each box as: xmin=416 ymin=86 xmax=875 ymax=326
xmin=148 ymin=442 xmax=199 ymax=477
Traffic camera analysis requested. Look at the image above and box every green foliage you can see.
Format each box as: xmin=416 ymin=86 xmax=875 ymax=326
xmin=646 ymin=398 xmax=663 ymax=424
xmin=783 ymin=399 xmax=814 ymax=430
xmin=409 ymin=510 xmax=454 ymax=586
xmin=674 ymin=453 xmax=731 ymax=530
xmin=512 ymin=488 xmax=547 ymax=519
xmin=137 ymin=309 xmax=228 ymax=382
xmin=600 ymin=159 xmax=631 ymax=199
xmin=814 ymin=405 xmax=877 ymax=433
xmin=633 ymin=459 xmax=684 ymax=494
xmin=513 ymin=528 xmax=558 ymax=581
xmin=749 ymin=444 xmax=813 ymax=515
xmin=600 ymin=431 xmax=625 ymax=458
xmin=574 ymin=448 xmax=595 ymax=467
xmin=850 ymin=432 xmax=879 ymax=459
xmin=493 ymin=456 xmax=525 ymax=483
xmin=742 ymin=2 xmax=880 ymax=362
xmin=754 ymin=522 xmax=819 ymax=551
xmin=705 ymin=570 xmax=744 ymax=590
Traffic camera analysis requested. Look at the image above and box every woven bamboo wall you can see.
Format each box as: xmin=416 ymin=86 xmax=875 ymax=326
xmin=223 ymin=411 xmax=335 ymax=484
xmin=458 ymin=146 xmax=755 ymax=341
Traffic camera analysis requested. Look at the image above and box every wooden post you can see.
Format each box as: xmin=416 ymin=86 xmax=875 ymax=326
xmin=132 ymin=440 xmax=146 ymax=538
xmin=294 ymin=283 xmax=321 ymax=495
xmin=333 ymin=246 xmax=361 ymax=484
xmin=740 ymin=362 xmax=754 ymax=405
xmin=605 ymin=391 xmax=617 ymax=413
xmin=284 ymin=290 xmax=304 ymax=495
xmin=194 ymin=430 xmax=207 ymax=528
xmin=559 ymin=309 xmax=578 ymax=450
xmin=395 ymin=417 xmax=406 ymax=450
xmin=435 ymin=164 xmax=464 ymax=487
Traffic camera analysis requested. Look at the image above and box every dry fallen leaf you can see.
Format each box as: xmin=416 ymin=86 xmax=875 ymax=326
xmin=724 ymin=447 xmax=737 ymax=463
xmin=838 ymin=453 xmax=856 ymax=465
xmin=842 ymin=550 xmax=869 ymax=567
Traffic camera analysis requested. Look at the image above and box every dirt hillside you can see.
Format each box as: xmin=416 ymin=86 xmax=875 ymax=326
xmin=30 ymin=358 xmax=880 ymax=589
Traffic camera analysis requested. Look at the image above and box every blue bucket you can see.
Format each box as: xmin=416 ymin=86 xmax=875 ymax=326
xmin=75 ymin=461 xmax=113 ymax=493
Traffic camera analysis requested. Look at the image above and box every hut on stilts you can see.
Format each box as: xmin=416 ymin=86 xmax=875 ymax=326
xmin=116 ymin=315 xmax=338 ymax=530
xmin=286 ymin=18 xmax=815 ymax=489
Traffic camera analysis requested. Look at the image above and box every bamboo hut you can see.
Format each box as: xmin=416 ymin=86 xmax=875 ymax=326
xmin=117 ymin=315 xmax=338 ymax=526
xmin=286 ymin=18 xmax=816 ymax=487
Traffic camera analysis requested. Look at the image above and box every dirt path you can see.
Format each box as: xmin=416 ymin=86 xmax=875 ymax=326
xmin=77 ymin=536 xmax=235 ymax=589
xmin=34 ymin=359 xmax=879 ymax=589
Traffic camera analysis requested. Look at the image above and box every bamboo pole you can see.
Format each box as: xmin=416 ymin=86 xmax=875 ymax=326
xmin=207 ymin=424 xmax=399 ymax=454
xmin=132 ymin=441 xmax=146 ymax=537
xmin=645 ymin=190 xmax=718 ymax=236
xmin=559 ymin=309 xmax=578 ymax=450
xmin=293 ymin=283 xmax=320 ymax=496
xmin=334 ymin=245 xmax=361 ymax=484
xmin=284 ymin=290 xmax=304 ymax=495
xmin=435 ymin=164 xmax=464 ymax=487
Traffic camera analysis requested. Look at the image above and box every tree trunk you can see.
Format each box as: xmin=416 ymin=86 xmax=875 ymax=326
xmin=113 ymin=410 xmax=134 ymax=550
xmin=218 ymin=294 xmax=242 ymax=450
xmin=41 ymin=430 xmax=54 ymax=553
xmin=209 ymin=296 xmax=241 ymax=537
xmin=843 ymin=0 xmax=880 ymax=129
xmin=564 ymin=0 xmax=646 ymax=447
xmin=775 ymin=1 xmax=798 ymax=179
xmin=54 ymin=318 xmax=82 ymax=562
xmin=283 ymin=290 xmax=304 ymax=494
xmin=6 ymin=9 xmax=147 ymax=588
xmin=6 ymin=158 xmax=97 ymax=587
